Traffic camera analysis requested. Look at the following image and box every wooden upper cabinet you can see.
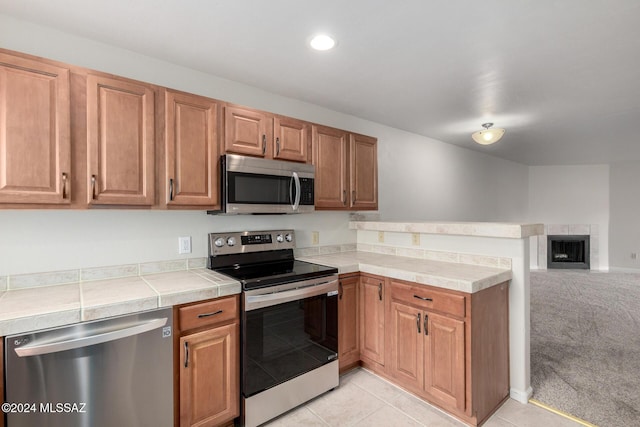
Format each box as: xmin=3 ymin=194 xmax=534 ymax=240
xmin=0 ymin=52 xmax=71 ymax=205
xmin=312 ymin=125 xmax=349 ymax=209
xmin=273 ymin=116 xmax=310 ymax=162
xmin=350 ymin=133 xmax=378 ymax=210
xmin=86 ymin=74 xmax=155 ymax=206
xmin=313 ymin=125 xmax=378 ymax=211
xmin=224 ymin=105 xmax=271 ymax=157
xmin=163 ymin=89 xmax=219 ymax=208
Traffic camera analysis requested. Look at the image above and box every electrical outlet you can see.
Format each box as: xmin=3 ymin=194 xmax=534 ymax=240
xmin=412 ymin=233 xmax=420 ymax=246
xmin=378 ymin=231 xmax=385 ymax=243
xmin=312 ymin=231 xmax=320 ymax=245
xmin=178 ymin=236 xmax=191 ymax=254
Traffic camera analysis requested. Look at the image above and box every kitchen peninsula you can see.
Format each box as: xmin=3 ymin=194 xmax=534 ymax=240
xmin=0 ymin=220 xmax=542 ymax=426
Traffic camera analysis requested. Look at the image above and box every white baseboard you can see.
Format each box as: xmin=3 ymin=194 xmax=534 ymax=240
xmin=510 ymin=386 xmax=533 ymax=404
xmin=609 ymin=266 xmax=640 ymax=273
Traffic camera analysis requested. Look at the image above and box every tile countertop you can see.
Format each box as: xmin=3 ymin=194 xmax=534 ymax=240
xmin=0 ymin=269 xmax=241 ymax=337
xmin=298 ymin=251 xmax=512 ymax=293
xmin=0 ymin=250 xmax=511 ymax=337
xmin=350 ymin=220 xmax=544 ymax=239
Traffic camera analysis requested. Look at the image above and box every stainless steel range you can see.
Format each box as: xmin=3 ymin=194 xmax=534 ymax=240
xmin=208 ymin=230 xmax=339 ymax=427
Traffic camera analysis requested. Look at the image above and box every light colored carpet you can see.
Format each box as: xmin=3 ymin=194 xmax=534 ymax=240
xmin=530 ymin=270 xmax=640 ymax=427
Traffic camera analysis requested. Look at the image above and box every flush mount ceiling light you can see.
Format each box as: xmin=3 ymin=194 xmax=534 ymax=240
xmin=309 ymin=34 xmax=336 ymax=51
xmin=472 ymin=123 xmax=506 ymax=145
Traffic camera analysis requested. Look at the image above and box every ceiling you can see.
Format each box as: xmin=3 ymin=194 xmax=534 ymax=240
xmin=1 ymin=0 xmax=639 ymax=166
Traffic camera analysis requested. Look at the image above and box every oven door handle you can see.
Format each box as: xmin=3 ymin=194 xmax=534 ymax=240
xmin=245 ymin=278 xmax=338 ymax=311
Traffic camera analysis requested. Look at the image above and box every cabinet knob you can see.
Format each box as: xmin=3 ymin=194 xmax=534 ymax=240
xmin=262 ymin=134 xmax=267 ymax=155
xmin=378 ymin=282 xmax=383 ymax=301
xmin=169 ymin=178 xmax=174 ymax=201
xmin=184 ymin=341 xmax=189 ymax=368
xmin=417 ymin=312 xmax=421 ymax=334
xmin=276 ymin=137 xmax=280 ymax=155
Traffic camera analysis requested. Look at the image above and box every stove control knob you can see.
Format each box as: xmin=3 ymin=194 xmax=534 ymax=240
xmin=227 ymin=237 xmax=236 ymax=247
xmin=276 ymin=234 xmax=284 ymax=243
xmin=214 ymin=237 xmax=225 ymax=247
xmin=285 ymin=233 xmax=293 ymax=242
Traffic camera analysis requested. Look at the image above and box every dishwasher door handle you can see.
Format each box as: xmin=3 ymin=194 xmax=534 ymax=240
xmin=14 ymin=317 xmax=168 ymax=357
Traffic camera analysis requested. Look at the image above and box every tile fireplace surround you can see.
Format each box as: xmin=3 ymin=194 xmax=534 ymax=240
xmin=537 ymin=224 xmax=599 ymax=270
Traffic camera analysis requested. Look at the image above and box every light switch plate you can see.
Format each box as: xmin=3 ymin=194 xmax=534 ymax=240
xmin=412 ymin=233 xmax=420 ymax=246
xmin=312 ymin=231 xmax=320 ymax=245
xmin=378 ymin=231 xmax=384 ymax=243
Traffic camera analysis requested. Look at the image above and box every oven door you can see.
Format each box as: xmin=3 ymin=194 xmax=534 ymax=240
xmin=222 ymin=154 xmax=314 ymax=214
xmin=242 ymin=276 xmax=338 ymax=399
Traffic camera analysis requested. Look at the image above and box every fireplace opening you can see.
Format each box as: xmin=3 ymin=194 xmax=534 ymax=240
xmin=547 ymin=235 xmax=590 ymax=269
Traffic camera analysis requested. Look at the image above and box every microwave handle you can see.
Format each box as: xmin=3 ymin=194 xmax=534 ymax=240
xmin=291 ymin=172 xmax=301 ymax=211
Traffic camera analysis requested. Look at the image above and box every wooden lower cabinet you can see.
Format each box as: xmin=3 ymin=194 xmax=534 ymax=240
xmin=338 ymin=274 xmax=359 ymax=372
xmin=175 ymin=296 xmax=239 ymax=427
xmin=385 ymin=278 xmax=509 ymax=426
xmin=359 ymin=274 xmax=385 ymax=366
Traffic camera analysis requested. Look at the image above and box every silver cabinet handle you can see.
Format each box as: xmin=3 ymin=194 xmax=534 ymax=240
xmin=197 ymin=310 xmax=222 ymax=318
xmin=276 ymin=137 xmax=280 ymax=155
xmin=262 ymin=134 xmax=267 ymax=155
xmin=91 ymin=175 xmax=97 ymax=200
xmin=169 ymin=178 xmax=174 ymax=201
xmin=424 ymin=314 xmax=429 ymax=336
xmin=61 ymin=172 xmax=68 ymax=199
xmin=417 ymin=312 xmax=421 ymax=334
xmin=184 ymin=341 xmax=189 ymax=368
xmin=413 ymin=295 xmax=433 ymax=302
xmin=14 ymin=317 xmax=168 ymax=357
xmin=378 ymin=282 xmax=383 ymax=301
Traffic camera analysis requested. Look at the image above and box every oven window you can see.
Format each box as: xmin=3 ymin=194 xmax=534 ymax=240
xmin=243 ymin=294 xmax=338 ymax=397
xmin=228 ymin=172 xmax=293 ymax=205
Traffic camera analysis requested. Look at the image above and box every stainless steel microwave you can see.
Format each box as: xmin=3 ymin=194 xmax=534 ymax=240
xmin=211 ymin=154 xmax=315 ymax=214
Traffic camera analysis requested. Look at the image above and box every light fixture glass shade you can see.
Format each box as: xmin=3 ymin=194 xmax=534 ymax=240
xmin=472 ymin=124 xmax=505 ymax=145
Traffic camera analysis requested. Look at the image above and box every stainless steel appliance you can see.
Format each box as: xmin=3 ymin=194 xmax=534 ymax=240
xmin=211 ymin=154 xmax=315 ymax=215
xmin=4 ymin=308 xmax=173 ymax=427
xmin=208 ymin=230 xmax=338 ymax=427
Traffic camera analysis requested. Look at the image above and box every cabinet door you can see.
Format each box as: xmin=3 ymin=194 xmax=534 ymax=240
xmin=224 ymin=106 xmax=271 ymax=157
xmin=359 ymin=275 xmax=385 ymax=365
xmin=312 ymin=125 xmax=349 ymax=209
xmin=180 ymin=323 xmax=239 ymax=427
xmin=273 ymin=116 xmax=310 ymax=163
xmin=86 ymin=74 xmax=155 ymax=205
xmin=338 ymin=275 xmax=359 ymax=370
xmin=0 ymin=53 xmax=70 ymax=205
xmin=349 ymin=133 xmax=378 ymax=210
xmin=424 ymin=312 xmax=465 ymax=412
xmin=388 ymin=302 xmax=424 ymax=391
xmin=164 ymin=90 xmax=219 ymax=208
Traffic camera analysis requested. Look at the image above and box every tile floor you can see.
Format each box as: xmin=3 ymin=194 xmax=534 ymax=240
xmin=264 ymin=368 xmax=582 ymax=427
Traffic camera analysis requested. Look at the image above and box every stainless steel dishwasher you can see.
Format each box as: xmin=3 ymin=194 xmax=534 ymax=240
xmin=4 ymin=307 xmax=173 ymax=427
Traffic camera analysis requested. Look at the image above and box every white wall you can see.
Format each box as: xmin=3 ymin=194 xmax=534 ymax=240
xmin=378 ymin=128 xmax=528 ymax=222
xmin=528 ymin=165 xmax=610 ymax=269
xmin=0 ymin=14 xmax=530 ymax=276
xmin=609 ymin=161 xmax=640 ymax=270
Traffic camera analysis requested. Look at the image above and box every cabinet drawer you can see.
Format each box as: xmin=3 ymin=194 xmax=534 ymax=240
xmin=178 ymin=296 xmax=238 ymax=332
xmin=390 ymin=280 xmax=465 ymax=318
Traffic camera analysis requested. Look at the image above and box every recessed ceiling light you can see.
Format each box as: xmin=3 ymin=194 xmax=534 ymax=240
xmin=309 ymin=34 xmax=336 ymax=51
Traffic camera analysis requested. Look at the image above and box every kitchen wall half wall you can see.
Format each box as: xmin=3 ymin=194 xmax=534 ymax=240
xmin=1 ymin=14 xmax=531 ymax=276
